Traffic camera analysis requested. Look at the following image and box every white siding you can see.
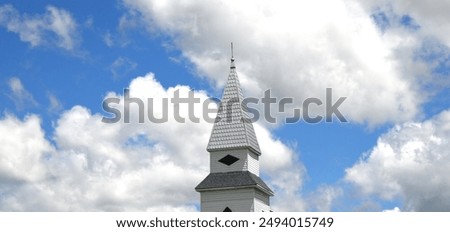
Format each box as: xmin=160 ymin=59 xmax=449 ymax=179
xmin=255 ymin=189 xmax=270 ymax=205
xmin=253 ymin=189 xmax=271 ymax=212
xmin=247 ymin=152 xmax=259 ymax=175
xmin=210 ymin=150 xmax=247 ymax=173
xmin=201 ymin=188 xmax=255 ymax=212
xmin=203 ymin=148 xmax=270 ymax=212
xmin=200 ymin=188 xmax=271 ymax=212
xmin=254 ymin=198 xmax=271 ymax=212
xmin=210 ymin=149 xmax=259 ymax=175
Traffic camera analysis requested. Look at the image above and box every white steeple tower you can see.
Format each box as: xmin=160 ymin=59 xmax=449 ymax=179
xmin=196 ymin=44 xmax=274 ymax=212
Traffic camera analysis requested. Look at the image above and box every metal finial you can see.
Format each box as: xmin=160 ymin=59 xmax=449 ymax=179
xmin=230 ymin=42 xmax=236 ymax=68
xmin=231 ymin=42 xmax=234 ymax=61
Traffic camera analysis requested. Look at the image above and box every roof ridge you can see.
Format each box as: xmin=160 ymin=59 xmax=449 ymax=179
xmin=195 ymin=171 xmax=273 ymax=195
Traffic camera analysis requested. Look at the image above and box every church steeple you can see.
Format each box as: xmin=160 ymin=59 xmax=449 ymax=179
xmin=196 ymin=44 xmax=273 ymax=212
xmin=206 ymin=43 xmax=261 ymax=155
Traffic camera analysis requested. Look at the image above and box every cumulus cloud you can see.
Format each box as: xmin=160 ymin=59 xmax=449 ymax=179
xmin=345 ymin=109 xmax=450 ymax=211
xmin=0 ymin=115 xmax=50 ymax=184
xmin=255 ymin=123 xmax=306 ymax=211
xmin=0 ymin=4 xmax=79 ymax=50
xmin=0 ymin=73 xmax=305 ymax=211
xmin=358 ymin=1 xmax=450 ymax=96
xmin=6 ymin=77 xmax=38 ymax=110
xmin=306 ymin=185 xmax=343 ymax=211
xmin=361 ymin=0 xmax=450 ymax=47
xmin=119 ymin=0 xmax=436 ymax=126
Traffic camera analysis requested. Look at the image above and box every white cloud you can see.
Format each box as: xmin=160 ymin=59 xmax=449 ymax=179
xmin=120 ymin=0 xmax=434 ymax=126
xmin=383 ymin=207 xmax=401 ymax=212
xmin=256 ymin=123 xmax=306 ymax=211
xmin=0 ymin=115 xmax=50 ymax=183
xmin=360 ymin=0 xmax=450 ymax=47
xmin=345 ymin=109 xmax=450 ymax=211
xmin=47 ymin=92 xmax=63 ymax=113
xmin=306 ymin=185 xmax=343 ymax=211
xmin=0 ymin=73 xmax=304 ymax=211
xmin=0 ymin=4 xmax=79 ymax=50
xmin=6 ymin=77 xmax=38 ymax=110
xmin=109 ymin=57 xmax=137 ymax=80
xmin=358 ymin=1 xmax=450 ymax=96
xmin=103 ymin=31 xmax=114 ymax=47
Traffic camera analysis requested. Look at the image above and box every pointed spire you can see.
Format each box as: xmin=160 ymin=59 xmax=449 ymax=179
xmin=206 ymin=43 xmax=261 ymax=154
xmin=230 ymin=42 xmax=235 ymax=69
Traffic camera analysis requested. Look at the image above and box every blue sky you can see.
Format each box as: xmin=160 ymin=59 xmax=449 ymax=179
xmin=0 ymin=0 xmax=449 ymax=211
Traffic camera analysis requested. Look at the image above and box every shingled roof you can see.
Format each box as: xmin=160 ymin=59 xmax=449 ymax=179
xmin=195 ymin=171 xmax=274 ymax=196
xmin=206 ymin=57 xmax=261 ymax=155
